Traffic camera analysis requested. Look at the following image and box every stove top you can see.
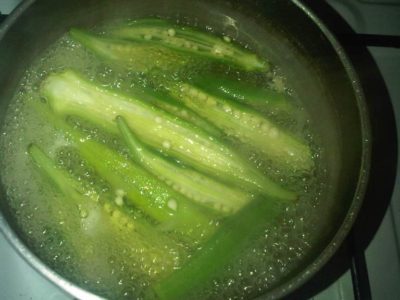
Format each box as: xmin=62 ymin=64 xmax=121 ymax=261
xmin=0 ymin=1 xmax=399 ymax=299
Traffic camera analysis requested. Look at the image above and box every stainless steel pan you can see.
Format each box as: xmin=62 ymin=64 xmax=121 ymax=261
xmin=0 ymin=0 xmax=371 ymax=299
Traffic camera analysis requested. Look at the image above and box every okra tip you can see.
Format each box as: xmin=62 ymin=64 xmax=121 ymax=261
xmin=69 ymin=27 xmax=93 ymax=46
xmin=27 ymin=143 xmax=48 ymax=170
xmin=27 ymin=143 xmax=37 ymax=157
xmin=246 ymin=55 xmax=269 ymax=72
xmin=69 ymin=27 xmax=82 ymax=38
xmin=115 ymin=115 xmax=124 ymax=123
xmin=115 ymin=115 xmax=131 ymax=137
xmin=27 ymin=143 xmax=48 ymax=162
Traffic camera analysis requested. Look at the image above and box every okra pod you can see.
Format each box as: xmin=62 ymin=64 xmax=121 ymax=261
xmin=192 ymin=74 xmax=295 ymax=116
xmin=28 ymin=144 xmax=184 ymax=277
xmin=73 ymin=131 xmax=216 ymax=240
xmin=70 ymin=28 xmax=190 ymax=72
xmin=41 ymin=70 xmax=296 ymax=201
xmin=31 ymin=103 xmax=217 ymax=241
xmin=117 ymin=115 xmax=251 ymax=214
xmin=128 ymin=86 xmax=222 ymax=137
xmin=170 ymin=83 xmax=314 ymax=172
xmin=153 ymin=195 xmax=283 ymax=299
xmin=28 ymin=143 xmax=86 ymax=201
xmin=72 ymin=18 xmax=267 ymax=72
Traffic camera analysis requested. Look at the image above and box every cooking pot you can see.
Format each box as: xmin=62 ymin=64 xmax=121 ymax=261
xmin=0 ymin=0 xmax=371 ymax=299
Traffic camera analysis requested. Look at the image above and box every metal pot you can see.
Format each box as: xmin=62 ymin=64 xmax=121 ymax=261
xmin=0 ymin=0 xmax=371 ymax=299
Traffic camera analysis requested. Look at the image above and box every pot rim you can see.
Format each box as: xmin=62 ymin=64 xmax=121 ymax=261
xmin=258 ymin=1 xmax=372 ymax=298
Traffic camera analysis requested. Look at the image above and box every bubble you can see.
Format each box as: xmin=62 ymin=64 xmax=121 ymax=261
xmin=162 ymin=140 xmax=171 ymax=149
xmin=167 ymin=28 xmax=176 ymax=37
xmin=167 ymin=199 xmax=178 ymax=211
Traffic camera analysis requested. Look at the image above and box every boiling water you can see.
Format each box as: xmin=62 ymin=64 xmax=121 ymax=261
xmin=0 ymin=21 xmax=328 ymax=300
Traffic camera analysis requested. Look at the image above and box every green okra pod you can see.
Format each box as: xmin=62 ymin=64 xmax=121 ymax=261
xmin=152 ymin=194 xmax=283 ymax=299
xmin=31 ymin=103 xmax=217 ymax=241
xmin=41 ymin=70 xmax=296 ymax=201
xmin=70 ymin=28 xmax=191 ymax=73
xmin=117 ymin=115 xmax=251 ymax=215
xmin=127 ymin=86 xmax=222 ymax=137
xmin=192 ymin=74 xmax=295 ymax=116
xmin=28 ymin=143 xmax=185 ymax=277
xmin=71 ymin=18 xmax=267 ymax=72
xmin=74 ymin=131 xmax=216 ymax=241
xmin=170 ymin=82 xmax=314 ymax=172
